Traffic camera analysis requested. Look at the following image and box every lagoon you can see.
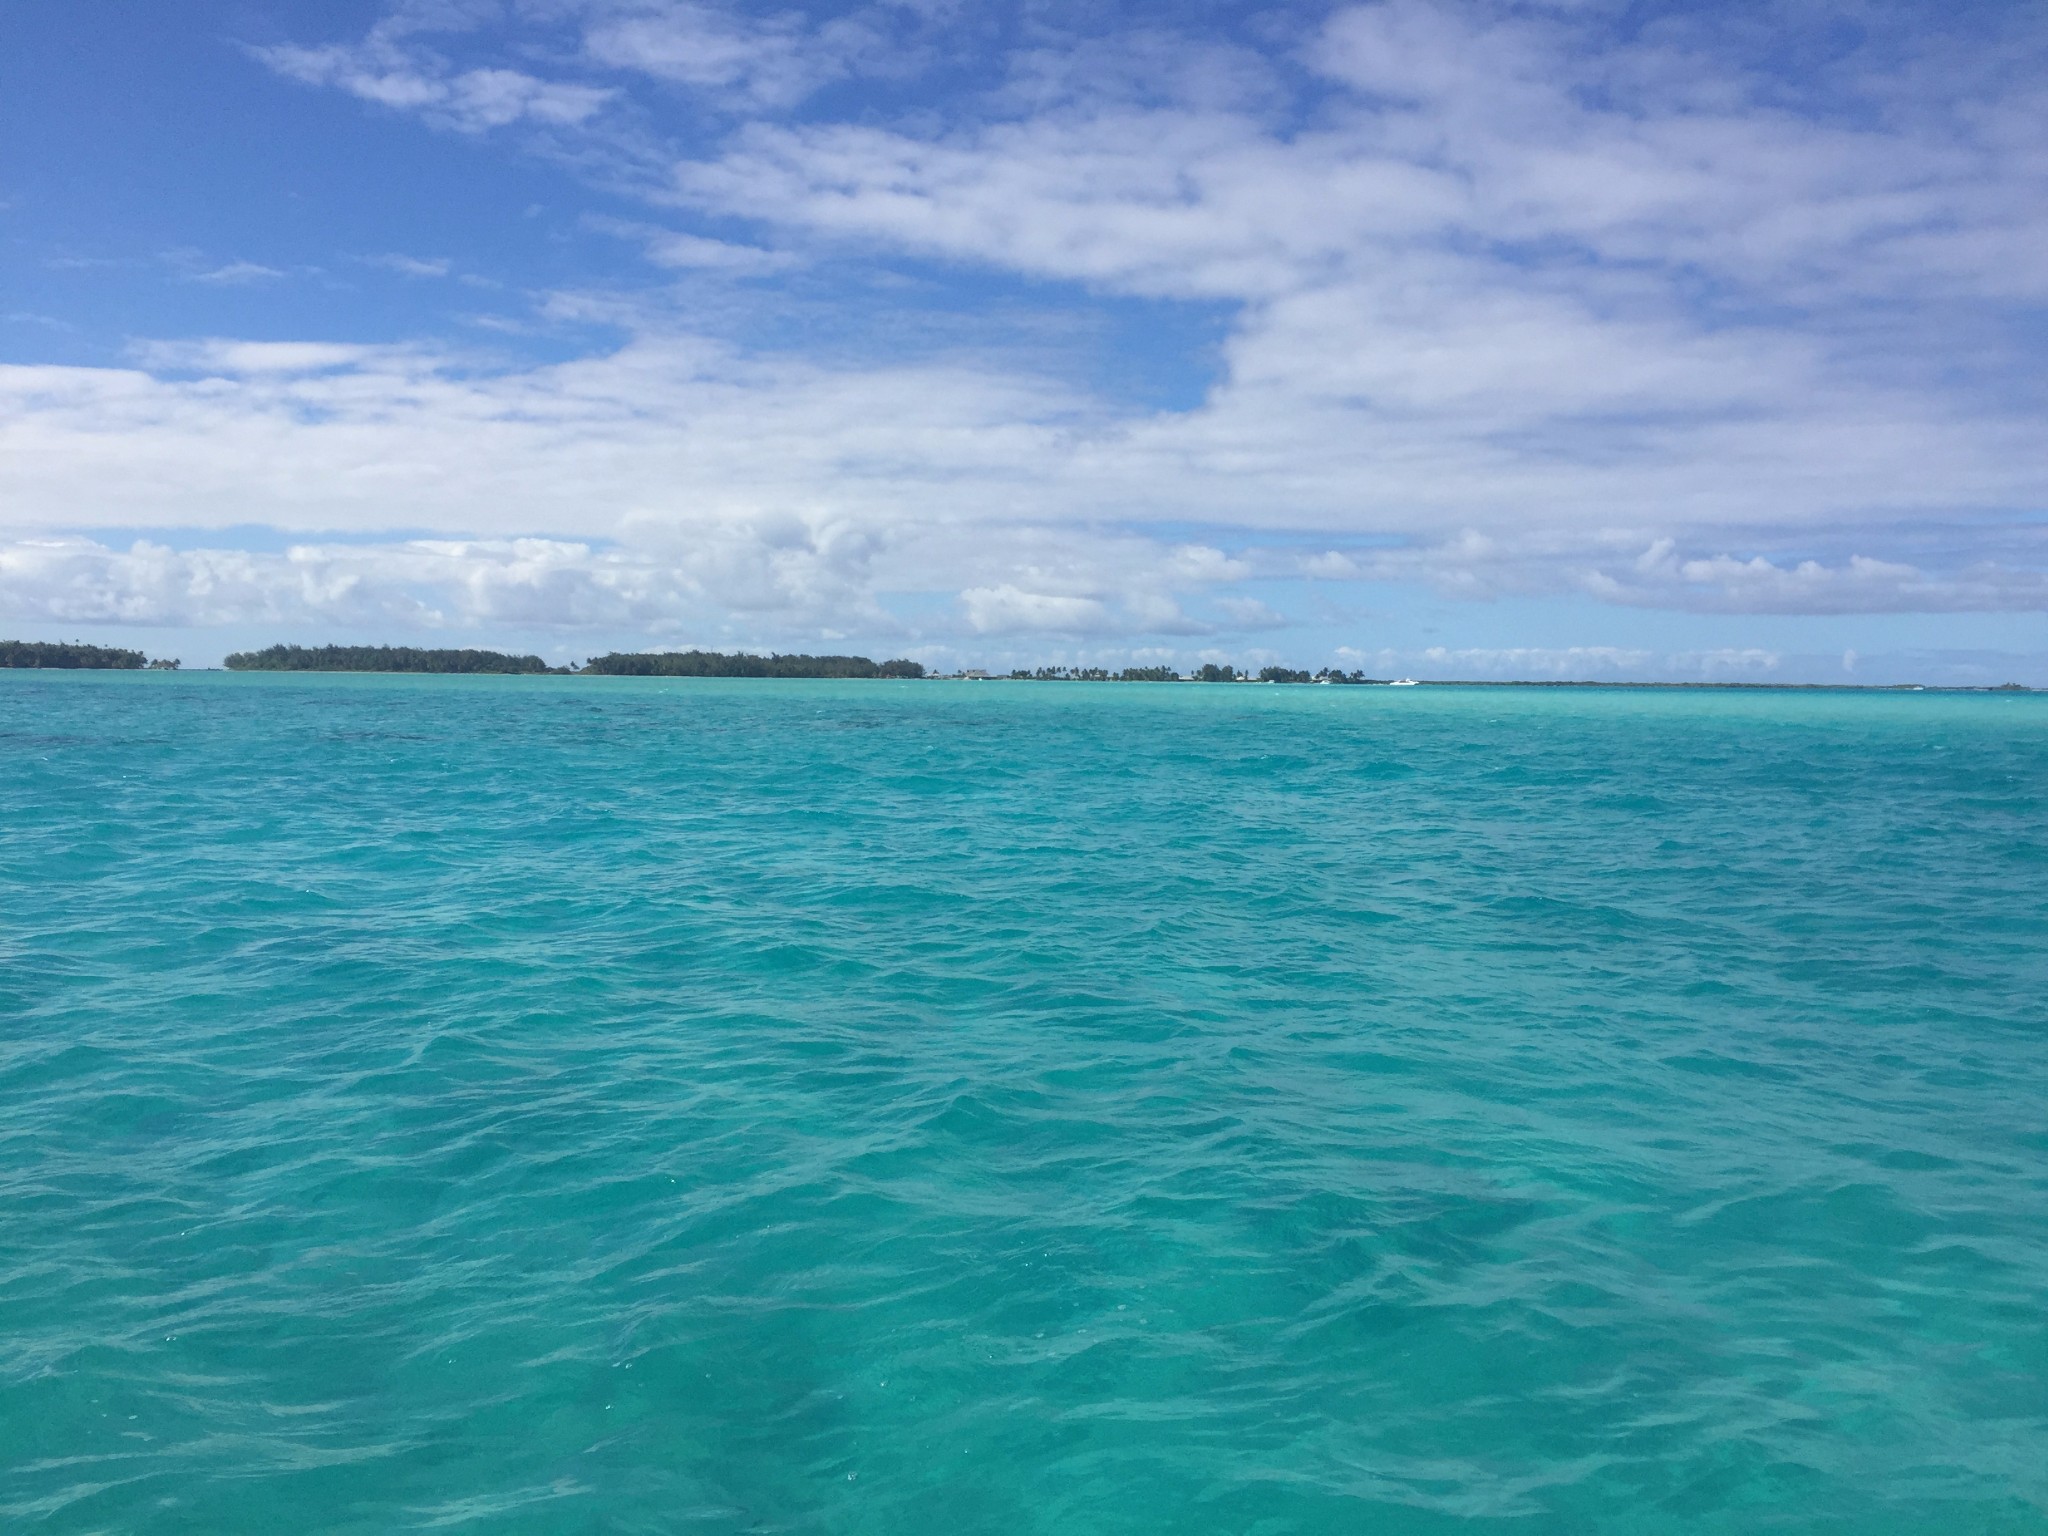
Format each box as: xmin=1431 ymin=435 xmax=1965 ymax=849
xmin=3 ymin=672 xmax=2045 ymax=1532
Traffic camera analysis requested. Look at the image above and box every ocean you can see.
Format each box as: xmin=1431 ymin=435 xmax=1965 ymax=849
xmin=3 ymin=672 xmax=2044 ymax=1534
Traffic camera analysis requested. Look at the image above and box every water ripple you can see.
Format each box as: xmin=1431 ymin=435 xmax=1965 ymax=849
xmin=2 ymin=673 xmax=2045 ymax=1533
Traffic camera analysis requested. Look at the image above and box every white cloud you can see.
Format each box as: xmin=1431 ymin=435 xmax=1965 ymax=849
xmin=1577 ymin=540 xmax=2048 ymax=615
xmin=3 ymin=335 xmax=2043 ymax=620
xmin=1330 ymin=644 xmax=1783 ymax=681
xmin=640 ymin=231 xmax=797 ymax=272
xmin=582 ymin=2 xmax=858 ymax=108
xmin=0 ymin=520 xmax=1236 ymax=642
xmin=665 ymin=3 xmax=2048 ymax=311
xmin=960 ymin=584 xmax=1111 ymax=634
xmin=1303 ymin=530 xmax=2048 ymax=614
xmin=257 ymin=40 xmax=613 ymax=133
xmin=0 ymin=339 xmax=1087 ymax=535
xmin=585 ymin=216 xmax=799 ymax=273
xmin=131 ymin=340 xmax=386 ymax=374
xmin=0 ymin=535 xmax=674 ymax=632
xmin=257 ymin=0 xmax=920 ymax=131
xmin=363 ymin=253 xmax=454 ymax=278
xmin=638 ymin=7 xmax=2048 ymax=537
xmin=1213 ymin=595 xmax=1283 ymax=627
xmin=189 ymin=261 xmax=286 ymax=285
xmin=1421 ymin=645 xmax=1660 ymax=679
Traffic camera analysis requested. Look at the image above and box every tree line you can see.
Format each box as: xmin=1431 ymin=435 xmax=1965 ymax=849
xmin=581 ymin=651 xmax=926 ymax=678
xmin=0 ymin=640 xmax=167 ymax=669
xmin=224 ymin=644 xmax=564 ymax=674
xmin=216 ymin=645 xmax=927 ymax=677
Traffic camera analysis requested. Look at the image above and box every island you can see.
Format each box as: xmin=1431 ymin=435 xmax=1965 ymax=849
xmin=1 ymin=640 xmax=159 ymax=669
xmin=224 ymin=644 xmax=564 ymax=674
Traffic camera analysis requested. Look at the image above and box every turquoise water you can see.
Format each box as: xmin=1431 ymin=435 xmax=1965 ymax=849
xmin=3 ymin=674 xmax=2045 ymax=1535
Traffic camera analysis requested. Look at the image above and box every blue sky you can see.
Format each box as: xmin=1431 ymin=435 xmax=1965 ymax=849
xmin=3 ymin=0 xmax=2045 ymax=679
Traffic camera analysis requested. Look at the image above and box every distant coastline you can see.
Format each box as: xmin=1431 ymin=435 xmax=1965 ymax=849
xmin=5 ymin=639 xmax=2035 ymax=690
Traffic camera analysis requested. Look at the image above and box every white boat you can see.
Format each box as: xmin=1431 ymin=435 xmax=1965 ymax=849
xmin=1390 ymin=678 xmax=1419 ymax=687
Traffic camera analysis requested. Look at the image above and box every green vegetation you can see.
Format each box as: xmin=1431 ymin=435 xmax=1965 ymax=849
xmin=224 ymin=644 xmax=560 ymax=674
xmin=1001 ymin=666 xmax=1184 ymax=681
xmin=583 ymin=650 xmax=925 ymax=679
xmin=0 ymin=640 xmax=150 ymax=669
xmin=1197 ymin=665 xmax=1384 ymax=683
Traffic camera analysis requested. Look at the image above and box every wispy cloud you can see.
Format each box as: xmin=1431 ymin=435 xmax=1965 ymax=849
xmin=580 ymin=1 xmax=918 ymax=109
xmin=128 ymin=339 xmax=389 ymax=374
xmin=256 ymin=35 xmax=613 ymax=133
xmin=44 ymin=255 xmax=133 ymax=271
xmin=1302 ymin=531 xmax=2048 ymax=615
xmin=585 ymin=215 xmax=800 ymax=273
xmin=361 ymin=252 xmax=454 ymax=278
xmin=189 ymin=260 xmax=287 ymax=285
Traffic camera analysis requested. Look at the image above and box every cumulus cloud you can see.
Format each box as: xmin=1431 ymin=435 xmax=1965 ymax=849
xmin=0 ymin=533 xmax=866 ymax=635
xmin=960 ymin=584 xmax=1112 ymax=634
xmin=0 ymin=519 xmax=1247 ymax=644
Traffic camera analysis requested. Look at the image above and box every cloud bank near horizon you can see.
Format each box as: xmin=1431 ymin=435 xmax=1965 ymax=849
xmin=3 ymin=0 xmax=2045 ymax=674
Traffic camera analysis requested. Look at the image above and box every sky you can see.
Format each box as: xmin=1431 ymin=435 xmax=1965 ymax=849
xmin=3 ymin=0 xmax=2045 ymax=680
